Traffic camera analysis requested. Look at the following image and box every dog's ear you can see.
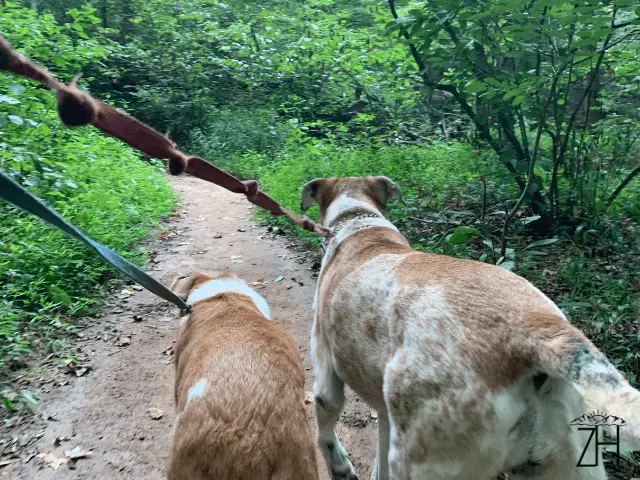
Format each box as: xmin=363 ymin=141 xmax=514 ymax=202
xmin=301 ymin=178 xmax=326 ymax=211
xmin=372 ymin=176 xmax=403 ymax=205
xmin=170 ymin=274 xmax=198 ymax=300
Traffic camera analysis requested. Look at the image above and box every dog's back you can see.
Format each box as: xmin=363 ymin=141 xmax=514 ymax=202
xmin=323 ymin=235 xmax=639 ymax=478
xmin=168 ymin=275 xmax=318 ymax=480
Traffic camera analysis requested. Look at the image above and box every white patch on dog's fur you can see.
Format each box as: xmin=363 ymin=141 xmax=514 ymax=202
xmin=186 ymin=378 xmax=207 ymax=407
xmin=314 ymin=196 xmax=398 ymax=312
xmin=187 ymin=278 xmax=271 ymax=319
xmin=324 ymin=194 xmax=379 ymax=226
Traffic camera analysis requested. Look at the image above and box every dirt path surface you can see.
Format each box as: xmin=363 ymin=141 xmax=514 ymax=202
xmin=0 ymin=176 xmax=376 ymax=479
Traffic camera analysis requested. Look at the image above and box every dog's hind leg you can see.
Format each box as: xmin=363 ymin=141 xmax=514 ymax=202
xmin=370 ymin=412 xmax=390 ymax=480
xmin=312 ymin=322 xmax=359 ymax=480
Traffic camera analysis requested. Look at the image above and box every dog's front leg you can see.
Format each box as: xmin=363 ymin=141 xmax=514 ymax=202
xmin=312 ymin=321 xmax=359 ymax=480
xmin=370 ymin=412 xmax=390 ymax=480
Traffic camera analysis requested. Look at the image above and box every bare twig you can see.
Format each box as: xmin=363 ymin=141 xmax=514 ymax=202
xmin=605 ymin=164 xmax=640 ymax=209
xmin=612 ymin=18 xmax=639 ymax=29
xmin=406 ymin=216 xmax=464 ymax=226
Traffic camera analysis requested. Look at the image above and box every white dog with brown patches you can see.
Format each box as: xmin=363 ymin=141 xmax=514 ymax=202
xmin=168 ymin=271 xmax=319 ymax=480
xmin=301 ymin=176 xmax=640 ymax=480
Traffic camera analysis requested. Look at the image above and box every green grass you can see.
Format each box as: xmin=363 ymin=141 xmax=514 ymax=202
xmin=0 ymin=128 xmax=177 ymax=370
xmin=209 ymin=139 xmax=513 ymax=244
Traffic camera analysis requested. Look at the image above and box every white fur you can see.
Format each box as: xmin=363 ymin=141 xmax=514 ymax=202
xmin=187 ymin=278 xmax=271 ymax=319
xmin=324 ymin=194 xmax=380 ymax=226
xmin=186 ymin=378 xmax=207 ymax=407
xmin=313 ymin=197 xmax=398 ymax=312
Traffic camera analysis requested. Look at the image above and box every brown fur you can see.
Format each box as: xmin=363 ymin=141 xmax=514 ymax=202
xmin=304 ymin=176 xmax=639 ymax=480
xmin=167 ymin=272 xmax=319 ymax=480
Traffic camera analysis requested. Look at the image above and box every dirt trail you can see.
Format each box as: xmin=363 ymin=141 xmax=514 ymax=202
xmin=0 ymin=176 xmax=376 ymax=479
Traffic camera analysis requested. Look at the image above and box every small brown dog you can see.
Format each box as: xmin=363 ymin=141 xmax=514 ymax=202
xmin=167 ymin=271 xmax=319 ymax=480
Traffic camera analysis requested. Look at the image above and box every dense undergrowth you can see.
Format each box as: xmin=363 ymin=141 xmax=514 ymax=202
xmin=0 ymin=6 xmax=177 ymax=372
xmin=0 ymin=131 xmax=176 ymax=372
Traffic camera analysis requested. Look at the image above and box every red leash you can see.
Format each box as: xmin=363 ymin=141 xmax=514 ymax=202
xmin=0 ymin=36 xmax=329 ymax=238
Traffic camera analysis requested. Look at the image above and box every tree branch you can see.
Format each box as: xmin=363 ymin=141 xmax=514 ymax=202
xmin=605 ymin=164 xmax=640 ymax=208
xmin=387 ymin=0 xmax=528 ymax=190
xmin=612 ymin=18 xmax=639 ymax=29
xmin=557 ymin=34 xmax=612 ymax=169
xmin=500 ymin=73 xmax=561 ymax=256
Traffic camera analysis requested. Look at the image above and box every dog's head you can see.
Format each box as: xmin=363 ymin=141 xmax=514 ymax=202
xmin=300 ymin=176 xmax=402 ymax=225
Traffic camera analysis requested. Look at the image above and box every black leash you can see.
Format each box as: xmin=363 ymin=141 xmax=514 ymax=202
xmin=0 ymin=171 xmax=189 ymax=311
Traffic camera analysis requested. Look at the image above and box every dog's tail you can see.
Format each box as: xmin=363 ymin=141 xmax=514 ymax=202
xmin=521 ymin=311 xmax=640 ymax=449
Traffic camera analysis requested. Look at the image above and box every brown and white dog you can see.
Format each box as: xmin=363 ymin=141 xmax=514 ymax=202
xmin=168 ymin=271 xmax=319 ymax=480
xmin=301 ymin=176 xmax=640 ymax=480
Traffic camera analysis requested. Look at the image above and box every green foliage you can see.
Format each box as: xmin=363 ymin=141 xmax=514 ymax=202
xmin=389 ymin=0 xmax=640 ymax=221
xmin=0 ymin=2 xmax=176 ymax=369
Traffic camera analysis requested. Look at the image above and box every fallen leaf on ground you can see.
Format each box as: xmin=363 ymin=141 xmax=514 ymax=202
xmin=0 ymin=460 xmax=14 ymax=468
xmin=74 ymin=366 xmax=90 ymax=377
xmin=370 ymin=411 xmax=378 ymax=420
xmin=53 ymin=436 xmax=70 ymax=447
xmin=132 ymin=285 xmax=143 ymax=291
xmin=250 ymin=276 xmax=267 ymax=287
xmin=231 ymin=255 xmax=244 ymax=264
xmin=274 ymin=275 xmax=285 ymax=282
xmin=147 ymin=408 xmax=163 ymax=420
xmin=304 ymin=391 xmax=314 ymax=404
xmin=36 ymin=453 xmax=67 ymax=470
xmin=117 ymin=337 xmax=131 ymax=347
xmin=162 ymin=346 xmax=174 ymax=356
xmin=64 ymin=446 xmax=91 ymax=460
xmin=158 ymin=231 xmax=169 ymax=240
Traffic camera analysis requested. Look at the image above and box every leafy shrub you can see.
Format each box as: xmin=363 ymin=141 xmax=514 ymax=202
xmin=214 ymin=133 xmax=509 ymax=242
xmin=0 ymin=130 xmax=176 ymax=368
xmin=0 ymin=3 xmax=176 ymax=369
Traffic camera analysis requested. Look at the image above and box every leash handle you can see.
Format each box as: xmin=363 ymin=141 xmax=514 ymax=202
xmin=0 ymin=35 xmax=329 ymax=238
xmin=0 ymin=171 xmax=190 ymax=311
